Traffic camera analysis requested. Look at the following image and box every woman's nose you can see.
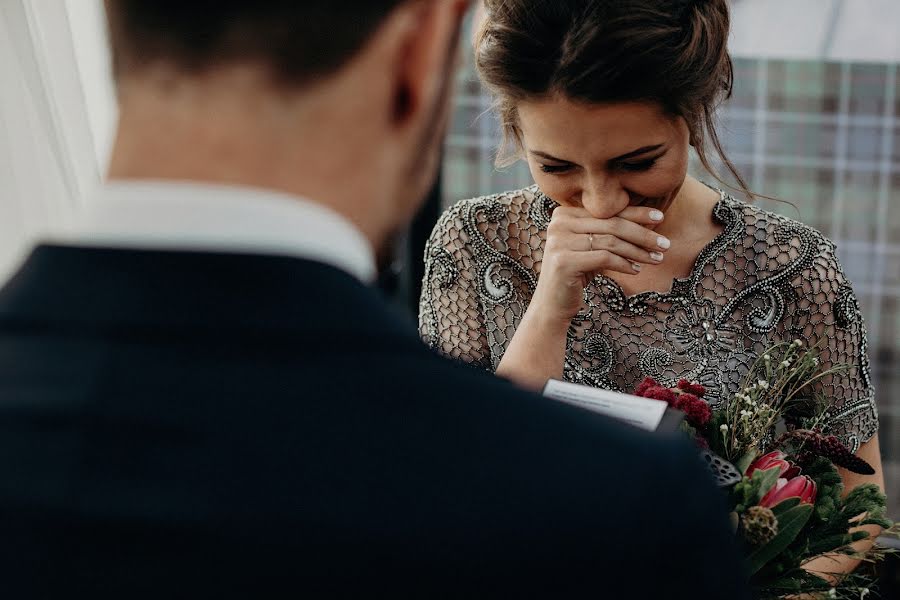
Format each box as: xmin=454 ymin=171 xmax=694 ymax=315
xmin=577 ymin=176 xmax=629 ymax=219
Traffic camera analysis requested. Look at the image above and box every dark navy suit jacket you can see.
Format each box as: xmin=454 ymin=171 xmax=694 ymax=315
xmin=0 ymin=245 xmax=749 ymax=598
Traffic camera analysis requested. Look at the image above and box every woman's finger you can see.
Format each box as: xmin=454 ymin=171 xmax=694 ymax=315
xmin=562 ymin=217 xmax=670 ymax=253
xmin=615 ymin=205 xmax=666 ymax=226
xmin=563 ymin=248 xmax=644 ymax=276
xmin=555 ymin=230 xmax=663 ymax=265
xmin=551 ymin=205 xmax=665 ymax=226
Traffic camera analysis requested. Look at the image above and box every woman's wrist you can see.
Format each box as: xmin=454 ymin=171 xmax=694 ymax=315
xmin=527 ymin=284 xmax=582 ymax=328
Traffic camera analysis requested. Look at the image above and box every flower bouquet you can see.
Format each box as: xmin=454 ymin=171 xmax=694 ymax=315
xmin=634 ymin=340 xmax=895 ymax=599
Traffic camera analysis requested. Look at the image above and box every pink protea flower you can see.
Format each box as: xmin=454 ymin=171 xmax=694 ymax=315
xmin=745 ymin=451 xmax=801 ymax=480
xmin=759 ymin=474 xmax=817 ymax=508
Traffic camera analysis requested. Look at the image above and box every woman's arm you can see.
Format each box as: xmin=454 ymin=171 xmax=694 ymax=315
xmin=801 ymin=434 xmax=886 ymax=584
xmin=791 ymin=240 xmax=886 ymax=585
xmin=495 ymin=298 xmax=570 ymax=390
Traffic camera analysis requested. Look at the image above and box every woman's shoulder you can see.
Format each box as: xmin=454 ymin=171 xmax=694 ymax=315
xmin=428 ymin=185 xmax=553 ymax=250
xmin=439 ymin=185 xmax=549 ymax=224
xmin=722 ymin=193 xmax=851 ymax=288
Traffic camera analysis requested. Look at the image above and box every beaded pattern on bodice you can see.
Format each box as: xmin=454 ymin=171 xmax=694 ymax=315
xmin=418 ymin=186 xmax=878 ymax=453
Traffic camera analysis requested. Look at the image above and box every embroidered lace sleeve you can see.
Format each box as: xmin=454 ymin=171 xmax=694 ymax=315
xmin=418 ymin=200 xmax=493 ymax=370
xmin=418 ymin=189 xmax=549 ymax=371
xmin=784 ymin=239 xmax=879 ymax=454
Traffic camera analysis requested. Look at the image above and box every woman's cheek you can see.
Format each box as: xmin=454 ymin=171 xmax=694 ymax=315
xmin=529 ymin=167 xmax=575 ymax=206
xmin=626 ymin=162 xmax=686 ymax=198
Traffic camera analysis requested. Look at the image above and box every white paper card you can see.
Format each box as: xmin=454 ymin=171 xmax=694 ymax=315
xmin=542 ymin=379 xmax=668 ymax=431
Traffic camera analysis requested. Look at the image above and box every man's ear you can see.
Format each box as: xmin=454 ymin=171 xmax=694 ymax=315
xmin=389 ymin=0 xmax=470 ymax=126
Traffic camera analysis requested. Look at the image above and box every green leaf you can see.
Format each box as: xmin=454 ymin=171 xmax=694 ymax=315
xmin=860 ymin=516 xmax=893 ymax=529
xmin=732 ymin=466 xmax=784 ymax=513
xmin=805 ymin=532 xmax=854 ymax=555
xmin=735 ymin=450 xmax=758 ymax=475
xmin=760 ymin=571 xmax=831 ymax=593
xmin=750 ymin=466 xmax=782 ymax=505
xmin=747 ymin=504 xmax=814 ymax=575
xmin=770 ymin=497 xmax=801 ymax=517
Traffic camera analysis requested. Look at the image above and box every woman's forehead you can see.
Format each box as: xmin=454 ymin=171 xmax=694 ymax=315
xmin=516 ymin=97 xmax=683 ymax=157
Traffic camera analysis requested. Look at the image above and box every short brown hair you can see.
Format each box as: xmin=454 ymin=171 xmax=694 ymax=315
xmin=476 ymin=0 xmax=749 ymax=195
xmin=105 ymin=1 xmax=408 ymax=87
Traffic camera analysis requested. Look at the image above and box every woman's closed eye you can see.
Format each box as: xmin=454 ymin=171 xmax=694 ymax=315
xmin=540 ymin=157 xmax=662 ymax=175
xmin=617 ymin=157 xmax=659 ymax=173
xmin=539 ymin=163 xmax=573 ymax=174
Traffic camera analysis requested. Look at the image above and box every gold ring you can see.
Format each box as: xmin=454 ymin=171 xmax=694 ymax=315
xmin=588 ymin=233 xmax=594 ymax=251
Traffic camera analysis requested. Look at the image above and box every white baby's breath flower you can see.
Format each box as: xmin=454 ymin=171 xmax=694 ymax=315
xmin=794 ymin=339 xmax=803 ymax=347
xmin=781 ymin=361 xmax=791 ymax=368
xmin=763 ymin=354 xmax=771 ymax=362
xmin=720 ymin=424 xmax=728 ymax=432
xmin=758 ymin=380 xmax=769 ymax=390
xmin=827 ymin=588 xmax=836 ymax=599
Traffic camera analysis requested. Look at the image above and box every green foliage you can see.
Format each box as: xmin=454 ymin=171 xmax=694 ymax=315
xmin=737 ymin=456 xmax=893 ymax=590
xmin=734 ymin=450 xmax=758 ymax=476
xmin=695 ymin=339 xmax=892 ymax=597
xmin=747 ymin=503 xmax=814 ymax=575
xmin=756 ymin=570 xmax=831 ymax=597
xmin=770 ymin=497 xmax=801 ymax=517
xmin=707 ymin=410 xmax=731 ymax=456
xmin=842 ymin=484 xmax=891 ymax=529
xmin=732 ymin=466 xmax=781 ymax=513
xmin=763 ymin=464 xmax=894 ymax=588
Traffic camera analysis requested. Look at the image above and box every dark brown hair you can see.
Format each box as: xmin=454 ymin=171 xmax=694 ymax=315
xmin=105 ymin=1 xmax=407 ymax=87
xmin=476 ymin=0 xmax=750 ymax=196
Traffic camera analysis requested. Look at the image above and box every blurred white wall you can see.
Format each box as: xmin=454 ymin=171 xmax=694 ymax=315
xmin=0 ymin=0 xmax=114 ymax=280
xmin=66 ymin=0 xmax=116 ymax=171
xmin=730 ymin=0 xmax=900 ymax=63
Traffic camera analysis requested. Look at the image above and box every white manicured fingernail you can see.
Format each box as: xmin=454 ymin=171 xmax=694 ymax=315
xmin=650 ymin=210 xmax=664 ymax=221
xmin=632 ymin=263 xmax=642 ymax=272
xmin=650 ymin=252 xmax=664 ymax=262
xmin=657 ymin=236 xmax=671 ymax=249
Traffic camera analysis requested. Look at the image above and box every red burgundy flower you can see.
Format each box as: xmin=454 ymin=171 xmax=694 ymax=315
xmin=676 ymin=379 xmax=707 ymax=397
xmin=759 ymin=475 xmax=817 ymax=508
xmin=640 ymin=386 xmax=678 ymax=405
xmin=634 ymin=377 xmax=659 ymax=397
xmin=673 ymin=393 xmax=712 ymax=428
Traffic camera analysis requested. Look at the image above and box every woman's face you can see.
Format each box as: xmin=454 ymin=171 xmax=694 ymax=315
xmin=516 ymin=96 xmax=691 ymax=219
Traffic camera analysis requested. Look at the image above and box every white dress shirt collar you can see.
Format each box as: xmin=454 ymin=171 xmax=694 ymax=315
xmin=57 ymin=180 xmax=377 ymax=284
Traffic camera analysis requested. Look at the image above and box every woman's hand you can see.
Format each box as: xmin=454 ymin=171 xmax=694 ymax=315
xmin=496 ymin=204 xmax=670 ymax=390
xmin=532 ymin=205 xmax=670 ymax=321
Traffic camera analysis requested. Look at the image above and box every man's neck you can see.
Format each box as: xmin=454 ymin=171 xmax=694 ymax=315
xmin=107 ymin=71 xmax=390 ymax=254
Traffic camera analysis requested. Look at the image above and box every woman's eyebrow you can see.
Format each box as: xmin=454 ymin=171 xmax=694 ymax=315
xmin=611 ymin=144 xmax=665 ymax=161
xmin=530 ymin=144 xmax=666 ymax=164
xmin=529 ymin=150 xmax=568 ymax=162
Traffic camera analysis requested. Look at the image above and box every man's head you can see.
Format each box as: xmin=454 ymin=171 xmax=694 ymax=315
xmin=104 ymin=0 xmax=469 ymax=258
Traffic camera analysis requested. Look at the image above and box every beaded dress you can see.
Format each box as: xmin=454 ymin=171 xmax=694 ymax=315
xmin=418 ymin=185 xmax=878 ymax=452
